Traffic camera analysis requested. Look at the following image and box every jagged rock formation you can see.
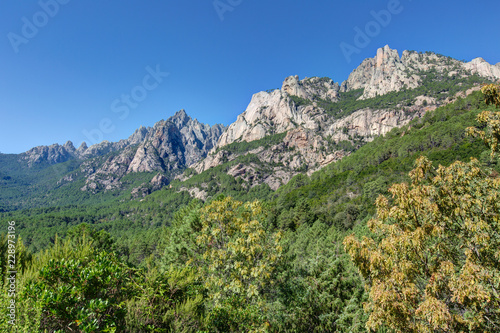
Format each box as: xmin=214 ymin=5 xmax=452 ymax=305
xmin=463 ymin=57 xmax=500 ymax=80
xmin=127 ymin=110 xmax=224 ymax=173
xmin=80 ymin=110 xmax=225 ymax=192
xmin=216 ymin=77 xmax=337 ymax=148
xmin=191 ymin=127 xmax=347 ymax=190
xmin=21 ymin=141 xmax=79 ymax=166
xmin=14 ymin=45 xmax=500 ymax=199
xmin=21 ymin=129 xmax=149 ymax=167
xmin=325 ymin=108 xmax=424 ymax=143
xmin=183 ymin=45 xmax=500 ymax=196
xmin=281 ymin=76 xmax=339 ymax=101
xmin=214 ymin=45 xmax=500 ymax=154
xmin=341 ymin=45 xmax=420 ymax=99
xmin=129 ymin=173 xmax=170 ymax=198
xmin=341 ymin=45 xmax=500 ymax=100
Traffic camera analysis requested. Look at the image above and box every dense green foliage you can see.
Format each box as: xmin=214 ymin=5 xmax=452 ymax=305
xmin=0 ymin=88 xmax=498 ymax=331
xmin=320 ymin=70 xmax=489 ymax=119
xmin=345 ymin=84 xmax=500 ymax=332
xmin=215 ymin=132 xmax=287 ymax=155
xmin=0 ymin=151 xmax=158 ymax=213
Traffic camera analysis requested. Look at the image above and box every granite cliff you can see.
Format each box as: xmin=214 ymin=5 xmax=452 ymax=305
xmin=14 ymin=45 xmax=500 ymax=199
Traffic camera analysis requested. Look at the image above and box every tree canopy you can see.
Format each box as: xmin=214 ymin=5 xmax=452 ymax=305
xmin=345 ymin=83 xmax=500 ymax=332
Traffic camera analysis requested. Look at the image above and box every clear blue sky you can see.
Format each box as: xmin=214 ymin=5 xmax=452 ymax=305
xmin=1 ymin=0 xmax=499 ymax=153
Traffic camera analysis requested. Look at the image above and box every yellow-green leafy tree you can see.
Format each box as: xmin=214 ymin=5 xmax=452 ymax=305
xmin=344 ymin=84 xmax=500 ymax=332
xmin=192 ymin=196 xmax=282 ymax=332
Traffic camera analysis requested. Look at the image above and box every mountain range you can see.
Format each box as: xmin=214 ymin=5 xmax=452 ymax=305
xmin=1 ymin=45 xmax=499 ymax=211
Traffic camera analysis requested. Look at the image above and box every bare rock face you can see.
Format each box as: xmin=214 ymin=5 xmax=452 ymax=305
xmin=192 ymin=127 xmax=347 ymax=191
xmin=128 ymin=110 xmax=224 ymax=173
xmin=150 ymin=173 xmax=169 ymax=190
xmin=326 ymin=108 xmax=423 ymax=143
xmin=21 ymin=141 xmax=78 ymax=166
xmin=217 ymin=90 xmax=297 ymax=147
xmin=282 ymin=76 xmax=339 ymax=101
xmin=128 ymin=126 xmax=149 ymax=145
xmin=80 ymin=110 xmax=225 ymax=191
xmin=191 ymin=150 xmax=229 ymax=174
xmin=216 ymin=77 xmax=337 ymax=148
xmin=127 ymin=143 xmax=164 ymax=173
xmin=341 ymin=45 xmax=419 ymax=99
xmin=81 ymin=145 xmax=137 ymax=192
xmin=464 ymin=57 xmax=500 ymax=80
xmin=341 ymin=45 xmax=500 ymax=100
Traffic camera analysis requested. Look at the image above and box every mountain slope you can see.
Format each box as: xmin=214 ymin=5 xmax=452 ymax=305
xmin=183 ymin=46 xmax=497 ymax=192
xmin=2 ymin=45 xmax=499 ymax=211
xmin=0 ymin=110 xmax=225 ymax=210
xmin=79 ymin=110 xmax=225 ymax=192
xmin=2 ymin=90 xmax=491 ymax=254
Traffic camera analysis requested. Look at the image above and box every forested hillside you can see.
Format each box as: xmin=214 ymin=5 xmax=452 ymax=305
xmin=1 ymin=86 xmax=498 ymax=331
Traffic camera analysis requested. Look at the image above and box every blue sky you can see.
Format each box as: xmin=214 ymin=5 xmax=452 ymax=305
xmin=1 ymin=0 xmax=499 ymax=153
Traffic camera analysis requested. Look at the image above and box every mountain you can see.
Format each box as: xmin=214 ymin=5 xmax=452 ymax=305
xmin=182 ymin=45 xmax=499 ymax=190
xmin=0 ymin=110 xmax=224 ymax=209
xmin=70 ymin=110 xmax=226 ymax=193
xmin=3 ymin=46 xmax=500 ymax=333
xmin=2 ymin=45 xmax=499 ymax=210
xmin=341 ymin=45 xmax=500 ymax=99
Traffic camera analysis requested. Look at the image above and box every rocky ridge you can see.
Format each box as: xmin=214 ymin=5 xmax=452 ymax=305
xmin=182 ymin=46 xmax=499 ymax=195
xmin=71 ymin=110 xmax=225 ymax=192
xmin=16 ymin=45 xmax=500 ymax=198
xmin=80 ymin=110 xmax=224 ymax=192
xmin=341 ymin=45 xmax=500 ymax=99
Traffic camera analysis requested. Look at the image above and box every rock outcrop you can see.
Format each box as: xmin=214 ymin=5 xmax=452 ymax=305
xmin=127 ymin=110 xmax=224 ymax=173
xmin=216 ymin=77 xmax=337 ymax=148
xmin=80 ymin=110 xmax=225 ymax=192
xmin=17 ymin=45 xmax=500 ymax=199
xmin=326 ymin=108 xmax=424 ymax=143
xmin=464 ymin=57 xmax=500 ymax=80
xmin=341 ymin=45 xmax=420 ymax=99
xmin=341 ymin=45 xmax=500 ymax=100
xmin=21 ymin=141 xmax=79 ymax=166
xmin=184 ymin=45 xmax=500 ymax=197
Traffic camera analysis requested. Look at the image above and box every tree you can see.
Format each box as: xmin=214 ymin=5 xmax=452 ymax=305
xmin=467 ymin=83 xmax=500 ymax=158
xmin=125 ymin=265 xmax=205 ymax=332
xmin=192 ymin=196 xmax=283 ymax=332
xmin=1 ymin=234 xmax=134 ymax=332
xmin=344 ymin=84 xmax=500 ymax=332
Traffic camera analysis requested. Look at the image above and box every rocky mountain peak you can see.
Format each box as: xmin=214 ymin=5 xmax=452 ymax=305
xmin=169 ymin=109 xmax=190 ymax=127
xmin=78 ymin=142 xmax=88 ymax=151
xmin=282 ymin=75 xmax=339 ymax=101
xmin=375 ymin=44 xmax=399 ymax=67
xmin=341 ymin=45 xmax=419 ymax=99
xmin=464 ymin=57 xmax=500 ymax=79
xmin=216 ymin=75 xmax=337 ymax=148
xmin=63 ymin=140 xmax=76 ymax=152
xmin=80 ymin=110 xmax=225 ymax=192
xmin=127 ymin=126 xmax=150 ymax=145
xmin=21 ymin=143 xmax=76 ymax=166
xmin=342 ymin=45 xmax=500 ymax=100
